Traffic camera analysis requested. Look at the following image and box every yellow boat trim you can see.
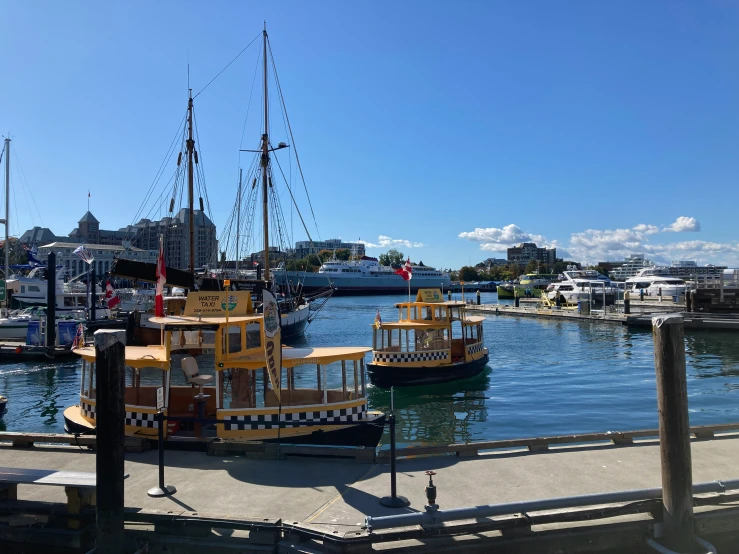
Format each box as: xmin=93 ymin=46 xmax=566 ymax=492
xmin=74 ymin=345 xmax=170 ymax=370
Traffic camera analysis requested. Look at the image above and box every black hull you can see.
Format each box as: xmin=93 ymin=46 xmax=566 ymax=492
xmin=262 ymin=414 xmax=386 ymax=448
xmin=281 ymin=317 xmax=309 ymax=341
xmin=63 ymin=411 xmax=384 ymax=449
xmin=367 ymin=354 xmax=489 ymax=388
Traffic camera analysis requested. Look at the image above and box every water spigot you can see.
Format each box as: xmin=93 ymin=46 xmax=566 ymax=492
xmin=425 ymin=470 xmax=438 ymax=510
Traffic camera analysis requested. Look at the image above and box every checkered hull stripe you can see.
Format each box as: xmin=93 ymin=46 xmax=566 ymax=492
xmin=373 ymin=351 xmax=449 ymax=363
xmin=466 ymin=342 xmax=485 ymax=356
xmin=223 ymin=403 xmax=367 ymax=431
xmin=81 ymin=401 xmax=96 ymax=420
xmin=125 ymin=411 xmax=159 ymax=429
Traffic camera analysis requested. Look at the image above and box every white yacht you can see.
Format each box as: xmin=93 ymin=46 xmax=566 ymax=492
xmin=625 ymin=268 xmax=686 ymax=297
xmin=546 ymin=269 xmax=617 ymax=304
xmin=274 ymin=256 xmax=451 ymax=295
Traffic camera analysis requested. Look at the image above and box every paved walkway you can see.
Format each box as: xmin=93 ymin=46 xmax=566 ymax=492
xmin=1 ymin=435 xmax=738 ymax=533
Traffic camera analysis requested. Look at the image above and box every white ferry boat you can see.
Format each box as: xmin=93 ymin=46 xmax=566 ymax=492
xmin=275 ymin=256 xmax=451 ymax=295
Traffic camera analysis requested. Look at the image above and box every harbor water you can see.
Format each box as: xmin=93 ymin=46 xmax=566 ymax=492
xmin=1 ymin=292 xmax=738 ymax=448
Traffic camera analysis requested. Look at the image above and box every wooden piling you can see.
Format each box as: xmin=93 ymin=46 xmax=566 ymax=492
xmin=95 ymin=329 xmax=127 ymax=553
xmin=652 ymin=314 xmax=695 ymax=551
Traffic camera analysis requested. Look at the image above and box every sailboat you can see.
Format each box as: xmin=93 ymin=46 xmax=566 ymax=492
xmin=111 ymin=27 xmax=331 ymax=344
xmin=205 ymin=26 xmax=332 ymax=339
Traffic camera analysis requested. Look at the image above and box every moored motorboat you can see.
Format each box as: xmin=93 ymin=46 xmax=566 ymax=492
xmin=63 ymin=290 xmax=385 ymax=447
xmin=0 ymin=396 xmax=7 ymax=417
xmin=367 ymin=289 xmax=489 ymax=387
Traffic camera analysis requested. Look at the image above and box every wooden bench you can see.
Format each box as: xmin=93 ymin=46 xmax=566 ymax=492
xmin=0 ymin=467 xmax=96 ymax=529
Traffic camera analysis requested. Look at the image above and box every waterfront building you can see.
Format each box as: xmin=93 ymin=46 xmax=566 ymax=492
xmin=669 ymin=260 xmax=726 ymax=278
xmin=292 ymin=239 xmax=365 ymax=258
xmin=20 ymin=209 xmax=218 ymax=271
xmin=482 ymin=258 xmax=508 ymax=267
xmin=507 ymin=242 xmax=557 ymax=265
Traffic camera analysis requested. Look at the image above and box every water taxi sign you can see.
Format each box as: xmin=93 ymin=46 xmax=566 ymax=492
xmin=415 ymin=289 xmax=443 ymax=303
xmin=183 ymin=291 xmax=253 ymax=316
xmin=0 ymin=279 xmax=5 ymax=302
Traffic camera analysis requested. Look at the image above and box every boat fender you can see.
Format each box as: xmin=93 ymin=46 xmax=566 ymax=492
xmin=15 ymin=346 xmax=22 ymax=354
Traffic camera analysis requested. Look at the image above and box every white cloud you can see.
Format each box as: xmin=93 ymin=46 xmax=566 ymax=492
xmin=359 ymin=235 xmax=425 ymax=249
xmin=633 ymin=223 xmax=660 ymax=235
xmin=663 ymin=216 xmax=701 ymax=233
xmin=458 ymin=217 xmax=737 ymax=267
xmin=458 ymin=224 xmax=546 ymax=252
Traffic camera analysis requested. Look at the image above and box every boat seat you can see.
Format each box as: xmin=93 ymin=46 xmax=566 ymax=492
xmin=181 ymin=357 xmax=213 ymax=399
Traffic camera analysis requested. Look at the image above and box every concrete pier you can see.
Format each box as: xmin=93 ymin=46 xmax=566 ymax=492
xmin=2 ymin=431 xmax=739 ymax=551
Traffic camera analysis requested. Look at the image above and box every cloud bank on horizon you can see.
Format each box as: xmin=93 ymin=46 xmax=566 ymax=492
xmin=459 ymin=217 xmax=739 ymax=266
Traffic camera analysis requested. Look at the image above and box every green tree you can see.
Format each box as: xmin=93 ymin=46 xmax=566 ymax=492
xmin=524 ymin=260 xmax=538 ymax=274
xmin=0 ymin=238 xmax=31 ymax=274
xmin=317 ymin=249 xmax=334 ymax=262
xmin=379 ymin=248 xmax=404 ymax=267
xmin=335 ymin=248 xmax=351 ymax=261
xmin=508 ymin=263 xmax=522 ymax=279
xmin=458 ymin=266 xmax=479 ymax=282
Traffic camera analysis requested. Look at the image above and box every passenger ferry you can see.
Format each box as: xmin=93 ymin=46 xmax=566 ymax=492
xmin=274 ymin=256 xmax=451 ymax=295
xmin=367 ymin=289 xmax=489 ymax=387
xmin=63 ymin=291 xmax=385 ymax=447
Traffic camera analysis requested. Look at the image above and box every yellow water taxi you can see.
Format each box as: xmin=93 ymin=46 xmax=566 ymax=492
xmin=368 ymin=289 xmax=489 ymax=387
xmin=63 ymin=291 xmax=385 ymax=447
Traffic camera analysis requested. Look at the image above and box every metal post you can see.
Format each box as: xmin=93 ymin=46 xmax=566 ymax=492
xmin=46 ymin=253 xmax=56 ymax=349
xmin=652 ymin=314 xmax=694 ymax=551
xmin=90 ymin=264 xmax=96 ymax=322
xmin=3 ymin=138 xmax=9 ymax=317
xmin=380 ymin=413 xmax=409 ymax=508
xmin=148 ymin=410 xmax=176 ymax=497
xmin=95 ymin=329 xmax=127 ymax=553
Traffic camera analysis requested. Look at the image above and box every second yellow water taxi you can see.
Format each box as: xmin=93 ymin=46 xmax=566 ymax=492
xmin=367 ymin=289 xmax=489 ymax=387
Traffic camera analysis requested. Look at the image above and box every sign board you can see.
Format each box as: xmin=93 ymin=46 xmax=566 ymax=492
xmin=183 ymin=291 xmax=253 ymax=317
xmin=415 ymin=288 xmax=443 ymax=303
xmin=156 ymin=386 xmax=165 ymax=410
xmin=0 ymin=279 xmax=5 ymax=302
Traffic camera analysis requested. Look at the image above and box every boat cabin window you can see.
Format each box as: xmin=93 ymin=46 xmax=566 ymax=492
xmin=448 ymin=307 xmax=462 ymax=320
xmin=29 ymin=286 xmax=40 ymax=292
xmin=374 ymin=327 xmax=449 ymax=353
xmin=20 ymin=286 xmax=25 ymax=293
xmin=226 ymin=358 xmax=365 ymax=410
xmin=559 ymin=285 xmax=574 ymax=291
xmin=464 ymin=323 xmax=482 ymax=343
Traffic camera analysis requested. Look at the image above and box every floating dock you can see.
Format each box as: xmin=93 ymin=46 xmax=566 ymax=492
xmin=1 ymin=426 xmax=739 ymax=552
xmin=466 ymin=303 xmax=739 ymax=331
xmin=0 ymin=341 xmax=80 ymax=360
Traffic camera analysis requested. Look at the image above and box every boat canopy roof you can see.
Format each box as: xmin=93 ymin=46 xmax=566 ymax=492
xmin=74 ymin=345 xmax=169 ymax=370
xmin=394 ymin=300 xmax=466 ymax=308
xmin=378 ymin=321 xmax=449 ymax=330
xmin=149 ymin=314 xmax=262 ymax=329
xmin=223 ymin=346 xmax=372 ymax=371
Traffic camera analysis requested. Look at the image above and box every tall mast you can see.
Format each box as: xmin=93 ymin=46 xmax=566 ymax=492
xmin=3 ymin=138 xmax=9 ymax=291
xmin=187 ymin=90 xmax=195 ymax=276
xmin=261 ymin=26 xmax=270 ymax=282
xmin=236 ymin=168 xmax=242 ymax=274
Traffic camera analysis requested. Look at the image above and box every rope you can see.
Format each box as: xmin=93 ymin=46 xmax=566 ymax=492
xmin=193 ymin=32 xmax=262 ymax=100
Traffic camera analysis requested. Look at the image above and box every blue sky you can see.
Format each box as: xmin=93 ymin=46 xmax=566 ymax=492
xmin=2 ymin=1 xmax=738 ymax=269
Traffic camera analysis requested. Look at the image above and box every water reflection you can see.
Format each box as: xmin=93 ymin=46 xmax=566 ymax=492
xmin=369 ymin=369 xmax=491 ymax=446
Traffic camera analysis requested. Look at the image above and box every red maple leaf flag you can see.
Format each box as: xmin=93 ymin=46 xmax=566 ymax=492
xmin=105 ymin=280 xmax=121 ymax=309
xmin=394 ymin=258 xmax=413 ymax=281
xmin=155 ymin=238 xmax=167 ymax=317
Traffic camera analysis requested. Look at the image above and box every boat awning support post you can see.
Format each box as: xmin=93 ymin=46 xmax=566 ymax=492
xmin=380 ymin=387 xmax=409 ymax=509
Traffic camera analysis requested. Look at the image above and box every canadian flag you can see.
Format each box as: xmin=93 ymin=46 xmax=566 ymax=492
xmin=394 ymin=258 xmax=413 ymax=281
xmin=155 ymin=238 xmax=167 ymax=317
xmin=105 ymin=280 xmax=121 ymax=309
